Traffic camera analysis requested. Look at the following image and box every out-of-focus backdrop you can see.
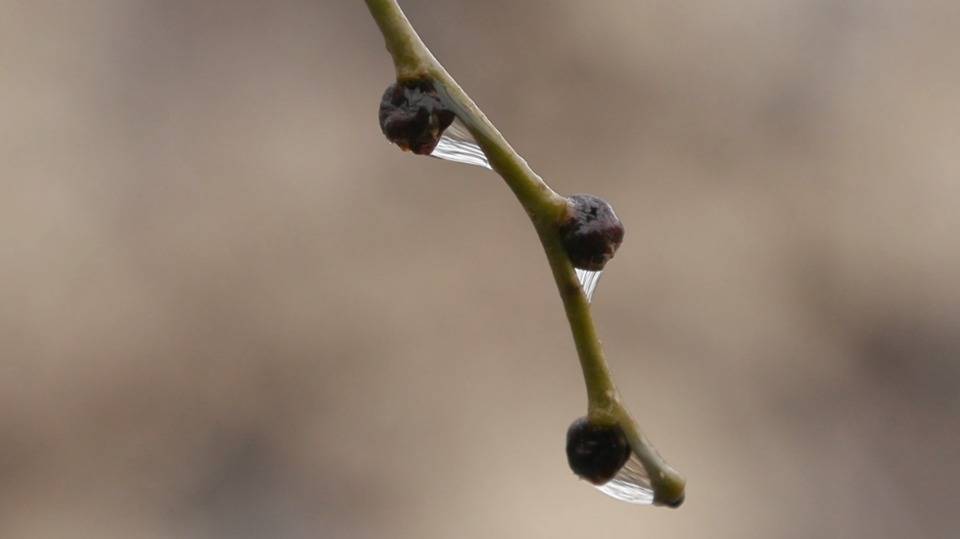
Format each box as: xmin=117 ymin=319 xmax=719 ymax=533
xmin=3 ymin=1 xmax=959 ymax=537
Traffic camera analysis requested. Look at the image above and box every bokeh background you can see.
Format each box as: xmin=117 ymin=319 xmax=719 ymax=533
xmin=3 ymin=1 xmax=959 ymax=537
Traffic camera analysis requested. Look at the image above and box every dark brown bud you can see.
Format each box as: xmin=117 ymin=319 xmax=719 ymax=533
xmin=566 ymin=416 xmax=631 ymax=485
xmin=558 ymin=194 xmax=625 ymax=271
xmin=378 ymin=79 xmax=455 ymax=155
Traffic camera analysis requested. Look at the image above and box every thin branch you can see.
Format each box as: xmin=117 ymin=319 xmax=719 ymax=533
xmin=364 ymin=0 xmax=685 ymax=506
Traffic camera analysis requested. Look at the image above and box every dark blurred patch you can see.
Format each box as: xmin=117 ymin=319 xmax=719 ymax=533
xmin=858 ymin=316 xmax=960 ymax=411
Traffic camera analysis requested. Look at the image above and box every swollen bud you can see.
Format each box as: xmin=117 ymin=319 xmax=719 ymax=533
xmin=566 ymin=416 xmax=631 ymax=485
xmin=558 ymin=194 xmax=625 ymax=271
xmin=378 ymin=79 xmax=455 ymax=155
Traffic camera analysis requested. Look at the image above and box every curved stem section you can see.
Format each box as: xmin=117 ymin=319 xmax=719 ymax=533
xmin=364 ymin=0 xmax=684 ymax=506
xmin=363 ymin=0 xmax=435 ymax=79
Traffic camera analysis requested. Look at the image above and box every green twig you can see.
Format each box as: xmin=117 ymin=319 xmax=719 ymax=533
xmin=364 ymin=0 xmax=684 ymax=506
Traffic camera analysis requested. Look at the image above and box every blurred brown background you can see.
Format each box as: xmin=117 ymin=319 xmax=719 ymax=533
xmin=2 ymin=1 xmax=959 ymax=537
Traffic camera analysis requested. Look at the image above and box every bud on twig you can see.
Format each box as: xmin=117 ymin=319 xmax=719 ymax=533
xmin=558 ymin=194 xmax=625 ymax=271
xmin=566 ymin=416 xmax=631 ymax=485
xmin=379 ymin=79 xmax=455 ymax=154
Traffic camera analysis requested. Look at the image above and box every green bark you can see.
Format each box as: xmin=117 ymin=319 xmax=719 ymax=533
xmin=364 ymin=0 xmax=685 ymax=507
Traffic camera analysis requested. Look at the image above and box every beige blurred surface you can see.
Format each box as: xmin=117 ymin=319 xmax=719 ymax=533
xmin=2 ymin=1 xmax=959 ymax=537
